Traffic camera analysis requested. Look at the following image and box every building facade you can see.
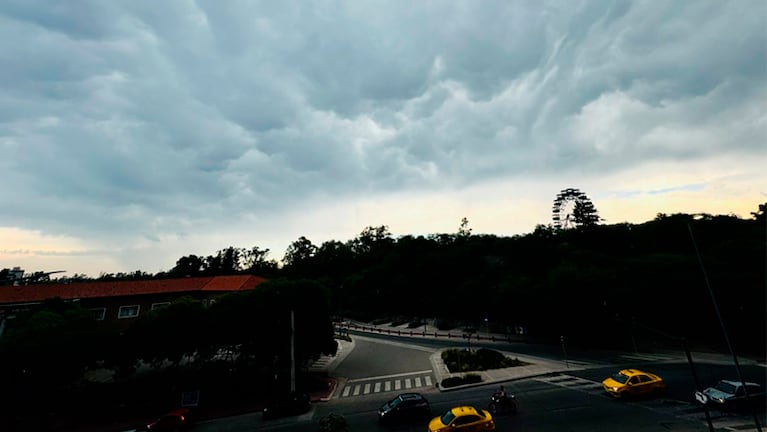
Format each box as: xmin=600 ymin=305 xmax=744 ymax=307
xmin=0 ymin=275 xmax=267 ymax=333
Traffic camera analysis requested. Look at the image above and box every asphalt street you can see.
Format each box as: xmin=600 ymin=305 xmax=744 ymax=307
xmin=189 ymin=329 xmax=766 ymax=432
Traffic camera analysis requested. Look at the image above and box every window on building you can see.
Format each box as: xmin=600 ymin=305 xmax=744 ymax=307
xmin=91 ymin=308 xmax=106 ymax=321
xmin=151 ymin=302 xmax=170 ymax=310
xmin=118 ymin=305 xmax=140 ymax=319
xmin=203 ymin=298 xmax=218 ymax=307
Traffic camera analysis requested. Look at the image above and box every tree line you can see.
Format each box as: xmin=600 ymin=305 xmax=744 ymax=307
xmin=0 ymin=279 xmax=336 ymax=429
xmin=9 ymin=202 xmax=766 ymax=356
xmin=0 ymin=203 xmax=764 ymax=427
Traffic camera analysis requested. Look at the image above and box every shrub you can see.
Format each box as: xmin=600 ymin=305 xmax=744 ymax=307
xmin=441 ymin=373 xmax=482 ymax=388
xmin=407 ymin=319 xmax=424 ymax=328
xmin=370 ymin=317 xmax=391 ymax=326
xmin=441 ymin=348 xmax=528 ymax=372
xmin=390 ymin=316 xmax=409 ymax=326
xmin=319 ymin=412 xmax=349 ymax=432
xmin=435 ymin=319 xmax=458 ymax=330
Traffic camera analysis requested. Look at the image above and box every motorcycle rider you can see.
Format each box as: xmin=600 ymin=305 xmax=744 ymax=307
xmin=494 ymin=385 xmax=507 ymax=400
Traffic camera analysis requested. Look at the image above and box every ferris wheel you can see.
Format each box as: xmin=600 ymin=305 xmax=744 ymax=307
xmin=552 ymin=188 xmax=599 ymax=229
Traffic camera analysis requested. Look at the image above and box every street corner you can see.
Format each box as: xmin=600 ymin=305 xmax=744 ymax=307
xmin=309 ymin=375 xmax=339 ymax=402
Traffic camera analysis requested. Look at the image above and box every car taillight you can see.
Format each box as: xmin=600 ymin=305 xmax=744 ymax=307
xmin=180 ymin=415 xmax=185 ymax=422
xmin=486 ymin=419 xmax=495 ymax=428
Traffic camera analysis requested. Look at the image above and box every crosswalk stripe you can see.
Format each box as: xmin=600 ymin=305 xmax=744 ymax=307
xmin=339 ymin=374 xmax=436 ymax=398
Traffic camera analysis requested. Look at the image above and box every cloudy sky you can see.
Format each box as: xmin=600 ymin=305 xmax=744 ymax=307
xmin=1 ymin=1 xmax=765 ymax=277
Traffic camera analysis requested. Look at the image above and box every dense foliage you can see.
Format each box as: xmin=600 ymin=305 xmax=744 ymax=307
xmin=280 ymin=208 xmax=765 ymax=356
xmin=0 ymin=279 xmax=337 ymax=429
xmin=1 ymin=203 xmax=764 ymax=428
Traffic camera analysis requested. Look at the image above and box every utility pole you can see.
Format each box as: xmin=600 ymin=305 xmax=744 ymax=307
xmin=688 ymin=223 xmax=762 ymax=432
xmin=290 ymin=309 xmax=296 ymax=393
xmin=629 ymin=319 xmax=715 ymax=432
xmin=560 ymin=336 xmax=569 ymax=369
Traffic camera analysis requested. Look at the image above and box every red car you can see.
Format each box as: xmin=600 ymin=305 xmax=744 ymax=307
xmin=144 ymin=408 xmax=191 ymax=431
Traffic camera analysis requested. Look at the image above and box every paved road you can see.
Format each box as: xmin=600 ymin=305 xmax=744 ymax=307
xmin=189 ymin=332 xmax=766 ymax=431
xmin=205 ymin=378 xmax=764 ymax=431
xmin=332 ymin=335 xmax=434 ymax=379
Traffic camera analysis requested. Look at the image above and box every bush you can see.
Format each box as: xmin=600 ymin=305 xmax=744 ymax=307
xmin=435 ymin=319 xmax=458 ymax=330
xmin=390 ymin=316 xmax=409 ymax=326
xmin=334 ymin=333 xmax=352 ymax=342
xmin=407 ymin=319 xmax=424 ymax=328
xmin=319 ymin=412 xmax=349 ymax=432
xmin=441 ymin=348 xmax=528 ymax=372
xmin=441 ymin=373 xmax=482 ymax=388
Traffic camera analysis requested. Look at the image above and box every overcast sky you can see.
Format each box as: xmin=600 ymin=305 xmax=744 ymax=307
xmin=1 ymin=1 xmax=765 ymax=277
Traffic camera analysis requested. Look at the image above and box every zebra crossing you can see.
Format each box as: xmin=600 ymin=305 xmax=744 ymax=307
xmin=339 ymin=370 xmax=435 ymax=398
xmin=535 ymin=374 xmax=766 ymax=431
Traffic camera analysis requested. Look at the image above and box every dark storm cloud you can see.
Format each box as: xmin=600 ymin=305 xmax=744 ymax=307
xmin=0 ymin=0 xmax=764 ymax=245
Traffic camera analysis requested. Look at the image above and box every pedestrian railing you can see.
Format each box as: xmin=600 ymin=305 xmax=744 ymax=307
xmin=336 ymin=322 xmax=509 ymax=342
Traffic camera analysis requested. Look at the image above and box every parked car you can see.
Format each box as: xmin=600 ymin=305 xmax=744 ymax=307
xmin=143 ymin=408 xmax=191 ymax=431
xmin=262 ymin=391 xmax=311 ymax=420
xmin=428 ymin=405 xmax=495 ymax=431
xmin=698 ymin=380 xmax=765 ymax=412
xmin=601 ymin=368 xmax=665 ymax=399
xmin=378 ymin=392 xmax=431 ymax=425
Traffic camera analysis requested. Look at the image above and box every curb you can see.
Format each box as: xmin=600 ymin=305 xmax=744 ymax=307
xmin=312 ymin=377 xmax=339 ymax=402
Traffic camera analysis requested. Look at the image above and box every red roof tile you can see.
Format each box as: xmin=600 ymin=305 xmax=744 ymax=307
xmin=0 ymin=275 xmax=267 ymax=305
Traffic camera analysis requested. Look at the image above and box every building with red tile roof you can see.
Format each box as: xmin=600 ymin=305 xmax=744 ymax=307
xmin=0 ymin=275 xmax=267 ymax=326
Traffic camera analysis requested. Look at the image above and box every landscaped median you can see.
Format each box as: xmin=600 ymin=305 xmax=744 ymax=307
xmin=431 ymin=347 xmax=569 ymax=391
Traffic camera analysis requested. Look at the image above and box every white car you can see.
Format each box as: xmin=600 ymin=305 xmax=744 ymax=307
xmin=697 ymin=380 xmax=765 ymax=411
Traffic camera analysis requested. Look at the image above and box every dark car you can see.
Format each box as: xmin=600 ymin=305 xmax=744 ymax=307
xmin=262 ymin=391 xmax=311 ymax=420
xmin=378 ymin=392 xmax=431 ymax=425
xmin=143 ymin=408 xmax=191 ymax=431
xmin=698 ymin=380 xmax=765 ymax=412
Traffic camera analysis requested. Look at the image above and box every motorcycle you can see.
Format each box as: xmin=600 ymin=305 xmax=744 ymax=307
xmin=488 ymin=392 xmax=517 ymax=415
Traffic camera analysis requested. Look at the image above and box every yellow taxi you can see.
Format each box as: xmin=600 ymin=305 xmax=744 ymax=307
xmin=602 ymin=368 xmax=665 ymax=398
xmin=428 ymin=405 xmax=495 ymax=431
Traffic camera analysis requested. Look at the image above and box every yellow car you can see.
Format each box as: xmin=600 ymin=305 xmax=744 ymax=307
xmin=428 ymin=405 xmax=495 ymax=431
xmin=602 ymin=368 xmax=665 ymax=398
